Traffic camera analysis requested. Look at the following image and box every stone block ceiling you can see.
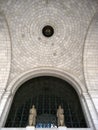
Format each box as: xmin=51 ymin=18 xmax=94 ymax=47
xmin=0 ymin=0 xmax=98 ymax=88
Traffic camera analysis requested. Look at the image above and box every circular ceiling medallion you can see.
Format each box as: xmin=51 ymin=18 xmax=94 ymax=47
xmin=42 ymin=25 xmax=54 ymax=37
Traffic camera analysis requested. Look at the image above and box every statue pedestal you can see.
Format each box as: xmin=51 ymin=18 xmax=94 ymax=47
xmin=26 ymin=126 xmax=35 ymax=130
xmin=58 ymin=126 xmax=67 ymax=130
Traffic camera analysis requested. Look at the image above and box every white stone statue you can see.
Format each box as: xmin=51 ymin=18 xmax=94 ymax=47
xmin=29 ymin=105 xmax=37 ymax=126
xmin=57 ymin=105 xmax=65 ymax=126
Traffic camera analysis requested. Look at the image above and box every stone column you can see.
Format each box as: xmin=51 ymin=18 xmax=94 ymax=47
xmin=0 ymin=91 xmax=12 ymax=127
xmin=83 ymin=92 xmax=98 ymax=130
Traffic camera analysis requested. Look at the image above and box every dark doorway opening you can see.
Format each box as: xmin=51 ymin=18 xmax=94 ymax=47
xmin=5 ymin=76 xmax=87 ymax=128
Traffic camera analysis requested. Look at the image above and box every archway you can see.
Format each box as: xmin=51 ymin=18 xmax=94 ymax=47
xmin=5 ymin=76 xmax=87 ymax=128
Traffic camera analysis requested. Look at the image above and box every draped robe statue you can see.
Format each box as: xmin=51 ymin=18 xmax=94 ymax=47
xmin=29 ymin=105 xmax=37 ymax=126
xmin=57 ymin=105 xmax=65 ymax=126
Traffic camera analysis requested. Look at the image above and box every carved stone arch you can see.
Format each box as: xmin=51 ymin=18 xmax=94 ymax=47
xmin=83 ymin=12 xmax=98 ymax=129
xmin=0 ymin=67 xmax=92 ymax=127
xmin=7 ymin=67 xmax=83 ymax=96
xmin=83 ymin=12 xmax=98 ymax=91
xmin=0 ymin=12 xmax=11 ymax=100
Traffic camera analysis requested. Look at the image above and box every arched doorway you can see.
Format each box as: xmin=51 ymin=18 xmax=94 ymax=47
xmin=5 ymin=76 xmax=87 ymax=128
